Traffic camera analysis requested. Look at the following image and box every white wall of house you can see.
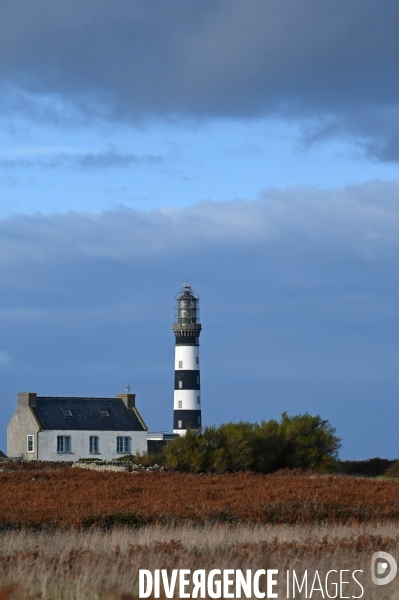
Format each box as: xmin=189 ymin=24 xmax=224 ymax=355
xmin=38 ymin=429 xmax=148 ymax=461
xmin=7 ymin=406 xmax=39 ymax=460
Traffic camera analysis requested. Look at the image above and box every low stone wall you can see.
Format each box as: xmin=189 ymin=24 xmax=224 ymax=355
xmin=71 ymin=461 xmax=164 ymax=472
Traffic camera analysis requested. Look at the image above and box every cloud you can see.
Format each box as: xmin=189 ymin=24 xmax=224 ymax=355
xmin=0 ymin=1 xmax=398 ymax=159
xmin=0 ymin=146 xmax=163 ymax=170
xmin=1 ymin=180 xmax=399 ymax=458
xmin=1 ymin=179 xmax=399 ymax=266
xmin=73 ymin=146 xmax=163 ymax=170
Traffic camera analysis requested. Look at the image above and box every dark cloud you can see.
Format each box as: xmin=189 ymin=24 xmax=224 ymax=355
xmin=0 ymin=146 xmax=163 ymax=170
xmin=363 ymin=126 xmax=399 ymax=163
xmin=0 ymin=1 xmax=398 ymax=159
xmin=1 ymin=181 xmax=399 ymax=458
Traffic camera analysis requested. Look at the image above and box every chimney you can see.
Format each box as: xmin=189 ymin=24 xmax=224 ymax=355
xmin=18 ymin=392 xmax=37 ymax=408
xmin=117 ymin=393 xmax=136 ymax=409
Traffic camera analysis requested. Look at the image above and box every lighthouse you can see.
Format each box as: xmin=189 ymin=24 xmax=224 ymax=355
xmin=172 ymin=283 xmax=202 ymax=435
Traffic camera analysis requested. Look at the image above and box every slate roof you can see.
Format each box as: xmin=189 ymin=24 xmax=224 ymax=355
xmin=31 ymin=397 xmax=146 ymax=432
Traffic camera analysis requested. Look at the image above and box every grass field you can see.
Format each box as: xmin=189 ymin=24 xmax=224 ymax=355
xmin=1 ymin=464 xmax=399 ymax=598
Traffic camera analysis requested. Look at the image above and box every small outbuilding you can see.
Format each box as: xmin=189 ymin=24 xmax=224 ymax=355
xmin=7 ymin=392 xmax=148 ymax=461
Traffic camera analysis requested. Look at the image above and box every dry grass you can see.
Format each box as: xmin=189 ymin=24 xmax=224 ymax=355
xmin=2 ymin=469 xmax=399 ymax=528
xmin=0 ymin=523 xmax=399 ymax=599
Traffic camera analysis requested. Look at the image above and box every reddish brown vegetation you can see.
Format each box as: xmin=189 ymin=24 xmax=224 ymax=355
xmin=1 ymin=466 xmax=399 ymax=527
xmin=0 ymin=586 xmax=20 ymax=600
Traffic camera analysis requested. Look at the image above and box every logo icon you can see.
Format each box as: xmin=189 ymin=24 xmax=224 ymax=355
xmin=371 ymin=552 xmax=397 ymax=585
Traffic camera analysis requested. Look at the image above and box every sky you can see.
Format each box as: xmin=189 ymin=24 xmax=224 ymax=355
xmin=1 ymin=0 xmax=399 ymax=459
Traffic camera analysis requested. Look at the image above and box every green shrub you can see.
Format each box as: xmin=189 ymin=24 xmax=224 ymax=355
xmin=385 ymin=461 xmax=399 ymax=478
xmin=337 ymin=458 xmax=397 ymax=477
xmin=164 ymin=429 xmax=208 ymax=473
xmin=164 ymin=413 xmax=341 ymax=474
xmin=263 ymin=412 xmax=341 ymax=472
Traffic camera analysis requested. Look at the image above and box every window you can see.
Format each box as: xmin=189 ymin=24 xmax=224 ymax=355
xmin=196 ymin=376 xmax=199 ymax=384
xmin=27 ymin=435 xmax=34 ymax=453
xmin=61 ymin=408 xmax=73 ymax=417
xmin=178 ymin=380 xmax=183 ymax=389
xmin=116 ymin=436 xmax=131 ymax=453
xmin=178 ymin=400 xmax=182 ymax=408
xmin=198 ymin=416 xmax=201 ymax=425
xmin=57 ymin=436 xmax=71 ymax=453
xmin=196 ymin=356 xmax=199 ymax=364
xmin=178 ymin=420 xmax=182 ymax=428
xmin=179 ymin=360 xmax=183 ymax=368
xmin=89 ymin=436 xmax=99 ymax=454
xmin=197 ymin=396 xmax=200 ymax=404
xmin=98 ymin=409 xmax=110 ymax=418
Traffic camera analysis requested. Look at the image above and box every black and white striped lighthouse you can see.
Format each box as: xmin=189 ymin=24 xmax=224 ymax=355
xmin=172 ymin=283 xmax=202 ymax=435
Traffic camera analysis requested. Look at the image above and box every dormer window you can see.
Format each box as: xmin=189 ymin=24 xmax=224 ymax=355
xmin=99 ymin=409 xmax=110 ymax=418
xmin=61 ymin=408 xmax=73 ymax=417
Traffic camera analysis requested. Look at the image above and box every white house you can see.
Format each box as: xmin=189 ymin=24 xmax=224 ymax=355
xmin=7 ymin=392 xmax=148 ymax=461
